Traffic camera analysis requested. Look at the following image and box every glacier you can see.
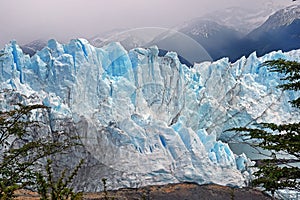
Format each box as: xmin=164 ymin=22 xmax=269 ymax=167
xmin=0 ymin=39 xmax=299 ymax=191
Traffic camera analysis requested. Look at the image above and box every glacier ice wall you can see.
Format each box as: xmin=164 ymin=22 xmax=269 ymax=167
xmin=0 ymin=39 xmax=299 ymax=191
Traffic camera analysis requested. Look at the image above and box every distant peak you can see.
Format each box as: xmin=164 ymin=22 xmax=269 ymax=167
xmin=262 ymin=4 xmax=300 ymax=29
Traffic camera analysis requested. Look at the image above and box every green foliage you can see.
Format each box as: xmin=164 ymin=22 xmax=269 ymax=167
xmin=36 ymin=159 xmax=84 ymax=200
xmin=229 ymin=59 xmax=300 ymax=194
xmin=262 ymin=59 xmax=300 ymax=107
xmin=231 ymin=123 xmax=300 ymax=158
xmin=0 ymin=102 xmax=81 ymax=199
xmin=101 ymin=178 xmax=115 ymax=200
xmin=102 ymin=178 xmax=109 ymax=200
xmin=252 ymin=160 xmax=300 ymax=193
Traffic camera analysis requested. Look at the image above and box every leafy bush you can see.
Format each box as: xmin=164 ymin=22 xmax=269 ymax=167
xmin=0 ymin=102 xmax=81 ymax=199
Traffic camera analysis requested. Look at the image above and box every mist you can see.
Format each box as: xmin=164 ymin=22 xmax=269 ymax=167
xmin=0 ymin=0 xmax=295 ymax=48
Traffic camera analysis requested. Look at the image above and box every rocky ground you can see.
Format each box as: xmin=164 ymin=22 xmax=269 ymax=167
xmin=14 ymin=183 xmax=273 ymax=200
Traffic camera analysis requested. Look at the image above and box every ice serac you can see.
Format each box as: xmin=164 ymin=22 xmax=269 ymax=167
xmin=0 ymin=39 xmax=299 ymax=191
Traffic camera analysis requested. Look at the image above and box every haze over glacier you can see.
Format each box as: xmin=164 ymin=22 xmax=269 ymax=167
xmin=0 ymin=39 xmax=299 ymax=191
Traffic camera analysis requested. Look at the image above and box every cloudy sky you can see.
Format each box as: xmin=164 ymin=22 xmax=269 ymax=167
xmin=0 ymin=0 xmax=295 ymax=48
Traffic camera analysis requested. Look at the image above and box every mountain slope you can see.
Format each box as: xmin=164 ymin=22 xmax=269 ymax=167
xmin=171 ymin=5 xmax=300 ymax=62
xmin=240 ymin=4 xmax=300 ymax=58
xmin=176 ymin=19 xmax=242 ymax=61
xmin=203 ymin=7 xmax=273 ymax=34
xmin=20 ymin=39 xmax=47 ymax=56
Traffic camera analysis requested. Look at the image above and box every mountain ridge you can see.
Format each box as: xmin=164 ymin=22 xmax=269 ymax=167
xmin=18 ymin=5 xmax=300 ymax=64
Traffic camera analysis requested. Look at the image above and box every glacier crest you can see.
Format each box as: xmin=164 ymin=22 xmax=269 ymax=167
xmin=0 ymin=39 xmax=299 ymax=190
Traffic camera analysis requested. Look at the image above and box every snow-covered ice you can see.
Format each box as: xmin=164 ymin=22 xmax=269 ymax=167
xmin=0 ymin=39 xmax=299 ymax=191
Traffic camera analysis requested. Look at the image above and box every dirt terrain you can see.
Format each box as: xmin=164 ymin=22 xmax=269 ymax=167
xmin=14 ymin=183 xmax=273 ymax=200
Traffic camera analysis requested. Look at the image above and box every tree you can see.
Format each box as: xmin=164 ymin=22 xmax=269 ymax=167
xmin=0 ymin=102 xmax=81 ymax=199
xmin=36 ymin=159 xmax=84 ymax=200
xmin=229 ymin=59 xmax=300 ymax=196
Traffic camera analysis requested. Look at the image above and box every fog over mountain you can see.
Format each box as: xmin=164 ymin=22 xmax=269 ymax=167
xmin=0 ymin=0 xmax=296 ymax=49
xmin=156 ymin=4 xmax=300 ymax=62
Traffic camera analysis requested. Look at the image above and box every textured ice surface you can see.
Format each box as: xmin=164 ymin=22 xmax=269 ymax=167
xmin=0 ymin=39 xmax=299 ymax=191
